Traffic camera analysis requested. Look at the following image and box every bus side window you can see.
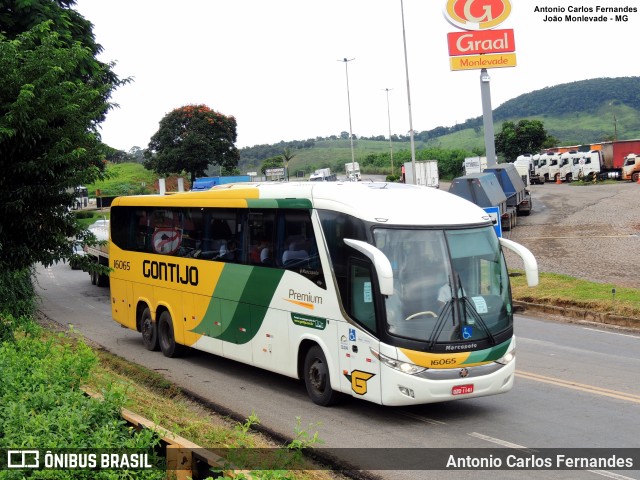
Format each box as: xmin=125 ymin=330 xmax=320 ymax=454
xmin=276 ymin=210 xmax=325 ymax=288
xmin=349 ymin=262 xmax=377 ymax=333
xmin=135 ymin=209 xmax=151 ymax=251
xmin=200 ymin=209 xmax=237 ymax=260
xmin=248 ymin=211 xmax=274 ymax=266
xmin=277 ymin=211 xmax=313 ymax=269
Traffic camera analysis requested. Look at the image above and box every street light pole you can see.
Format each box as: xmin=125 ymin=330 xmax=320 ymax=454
xmin=480 ymin=68 xmax=497 ymax=166
xmin=383 ymin=88 xmax=395 ymax=177
xmin=400 ymin=0 xmax=416 ymax=184
xmin=339 ymin=57 xmax=356 ymax=181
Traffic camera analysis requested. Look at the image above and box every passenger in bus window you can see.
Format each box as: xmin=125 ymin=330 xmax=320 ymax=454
xmin=250 ymin=236 xmax=271 ymax=266
xmin=282 ymin=239 xmax=309 ymax=266
xmin=217 ymin=240 xmax=238 ymax=262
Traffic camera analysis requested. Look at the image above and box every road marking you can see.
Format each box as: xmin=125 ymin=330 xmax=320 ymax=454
xmin=469 ymin=433 xmax=638 ymax=480
xmin=395 ymin=411 xmax=446 ymax=425
xmin=589 ymin=471 xmax=639 ymax=480
xmin=517 ymin=370 xmax=640 ymax=404
xmin=467 ymin=432 xmax=528 ymax=449
xmin=582 ymin=327 xmax=640 ymax=340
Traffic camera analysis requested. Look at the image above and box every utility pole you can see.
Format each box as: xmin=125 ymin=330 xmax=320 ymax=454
xmin=383 ymin=88 xmax=395 ymax=176
xmin=338 ymin=58 xmax=356 ymax=180
xmin=400 ymin=0 xmax=416 ymax=184
xmin=480 ymin=68 xmax=497 ymax=166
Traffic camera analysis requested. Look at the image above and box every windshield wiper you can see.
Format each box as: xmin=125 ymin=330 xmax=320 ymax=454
xmin=427 ymin=299 xmax=453 ymax=351
xmin=426 ymin=276 xmax=455 ymax=350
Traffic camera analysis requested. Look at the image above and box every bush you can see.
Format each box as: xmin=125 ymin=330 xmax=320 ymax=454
xmin=0 ymin=267 xmax=36 ymax=319
xmin=74 ymin=211 xmax=94 ymax=219
xmin=0 ymin=320 xmax=164 ymax=478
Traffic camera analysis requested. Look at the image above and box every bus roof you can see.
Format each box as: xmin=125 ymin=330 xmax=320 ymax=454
xmin=111 ymin=181 xmax=490 ymax=227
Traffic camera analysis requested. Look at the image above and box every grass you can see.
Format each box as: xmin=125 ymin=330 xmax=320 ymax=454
xmin=509 ymin=271 xmax=640 ymax=319
xmin=78 ymin=342 xmax=340 ymax=479
xmin=89 ymin=162 xmax=158 ymax=197
xmin=74 ymin=210 xmax=110 ymax=228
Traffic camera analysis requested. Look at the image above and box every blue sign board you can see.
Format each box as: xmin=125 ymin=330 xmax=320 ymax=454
xmin=483 ymin=206 xmax=502 ymax=237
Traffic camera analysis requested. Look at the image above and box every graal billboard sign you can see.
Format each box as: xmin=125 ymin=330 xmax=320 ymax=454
xmin=444 ymin=0 xmax=516 ymax=70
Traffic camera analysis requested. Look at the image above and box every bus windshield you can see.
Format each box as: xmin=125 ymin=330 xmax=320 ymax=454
xmin=373 ymin=226 xmax=511 ymax=344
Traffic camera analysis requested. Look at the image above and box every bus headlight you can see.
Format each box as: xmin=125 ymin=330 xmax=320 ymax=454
xmin=370 ymin=348 xmax=427 ymax=375
xmin=495 ymin=348 xmax=516 ymax=365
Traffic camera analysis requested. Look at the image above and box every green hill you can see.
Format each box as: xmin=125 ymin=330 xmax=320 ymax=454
xmin=239 ymin=76 xmax=640 ymax=176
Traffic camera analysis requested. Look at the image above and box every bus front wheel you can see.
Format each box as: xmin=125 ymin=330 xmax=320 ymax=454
xmin=303 ymin=346 xmax=341 ymax=406
xmin=158 ymin=311 xmax=186 ymax=358
xmin=141 ymin=307 xmax=159 ymax=351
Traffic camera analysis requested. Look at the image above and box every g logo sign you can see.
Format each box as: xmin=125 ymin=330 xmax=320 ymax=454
xmin=445 ymin=0 xmax=511 ymax=30
xmin=344 ymin=370 xmax=375 ymax=396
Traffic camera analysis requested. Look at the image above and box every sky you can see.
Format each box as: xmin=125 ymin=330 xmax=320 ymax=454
xmin=74 ymin=0 xmax=640 ymax=151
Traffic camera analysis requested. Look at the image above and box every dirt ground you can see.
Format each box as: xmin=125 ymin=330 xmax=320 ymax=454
xmin=500 ymin=181 xmax=640 ymax=289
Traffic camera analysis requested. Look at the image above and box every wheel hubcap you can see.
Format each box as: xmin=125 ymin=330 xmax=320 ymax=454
xmin=309 ymin=360 xmax=325 ymax=391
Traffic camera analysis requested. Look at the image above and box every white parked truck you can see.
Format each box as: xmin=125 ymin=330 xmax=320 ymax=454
xmin=345 ymin=162 xmax=361 ymax=181
xmin=463 ymin=156 xmax=487 ymax=175
xmin=622 ymin=153 xmax=640 ymax=182
xmin=403 ymin=160 xmax=439 ymax=188
xmin=84 ymin=219 xmax=110 ymax=287
xmin=309 ymin=168 xmax=337 ymax=181
xmin=515 ymin=154 xmax=545 ymax=184
xmin=541 ymin=152 xmax=561 ymax=181
xmin=570 ymin=150 xmax=601 ymax=181
xmin=558 ymin=151 xmax=579 ymax=181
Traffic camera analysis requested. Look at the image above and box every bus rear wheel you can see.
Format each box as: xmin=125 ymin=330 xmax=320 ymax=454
xmin=158 ymin=311 xmax=186 ymax=358
xmin=303 ymin=346 xmax=341 ymax=406
xmin=141 ymin=307 xmax=159 ymax=351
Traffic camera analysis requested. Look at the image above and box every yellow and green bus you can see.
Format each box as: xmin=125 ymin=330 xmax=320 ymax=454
xmin=108 ymin=181 xmax=537 ymax=406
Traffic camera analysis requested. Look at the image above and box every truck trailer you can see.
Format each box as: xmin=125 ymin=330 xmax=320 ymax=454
xmin=448 ymin=173 xmax=513 ymax=232
xmin=595 ymin=140 xmax=640 ymax=179
xmin=403 ymin=160 xmax=439 ymax=188
xmin=345 ymin=162 xmax=361 ymax=181
xmin=484 ymin=163 xmax=532 ymax=218
xmin=545 ymin=139 xmax=640 ymax=180
xmin=463 ymin=156 xmax=487 ymax=176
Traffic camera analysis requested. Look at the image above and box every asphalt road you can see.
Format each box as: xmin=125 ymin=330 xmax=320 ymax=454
xmin=495 ymin=181 xmax=640 ymax=289
xmin=35 ymin=262 xmax=640 ymax=480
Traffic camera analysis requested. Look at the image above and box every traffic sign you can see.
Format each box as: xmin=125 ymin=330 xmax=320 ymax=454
xmin=483 ymin=206 xmax=502 ymax=237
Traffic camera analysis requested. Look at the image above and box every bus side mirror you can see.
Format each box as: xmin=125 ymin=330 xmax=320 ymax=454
xmin=344 ymin=238 xmax=394 ymax=295
xmin=499 ymin=237 xmax=539 ymax=287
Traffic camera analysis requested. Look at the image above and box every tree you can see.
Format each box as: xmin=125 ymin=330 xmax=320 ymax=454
xmin=0 ymin=3 xmax=127 ymax=273
xmin=260 ymin=156 xmax=284 ymax=176
xmin=144 ymin=104 xmax=239 ymax=184
xmin=494 ymin=119 xmax=554 ymax=160
xmin=281 ymin=147 xmax=296 ymax=180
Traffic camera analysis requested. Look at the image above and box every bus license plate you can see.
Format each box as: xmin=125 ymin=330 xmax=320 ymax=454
xmin=452 ymin=384 xmax=474 ymax=395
